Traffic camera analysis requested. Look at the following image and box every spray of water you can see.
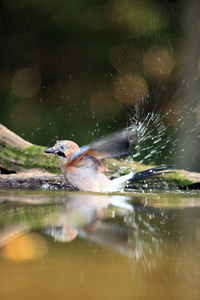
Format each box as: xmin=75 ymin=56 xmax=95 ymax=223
xmin=126 ymin=96 xmax=200 ymax=169
xmin=112 ymin=39 xmax=200 ymax=170
xmin=127 ymin=106 xmax=174 ymax=165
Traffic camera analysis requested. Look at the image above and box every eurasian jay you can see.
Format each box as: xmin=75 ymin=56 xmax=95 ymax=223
xmin=44 ymin=131 xmax=173 ymax=192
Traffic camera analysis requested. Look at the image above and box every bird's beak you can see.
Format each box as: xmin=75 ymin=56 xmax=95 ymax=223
xmin=44 ymin=147 xmax=56 ymax=154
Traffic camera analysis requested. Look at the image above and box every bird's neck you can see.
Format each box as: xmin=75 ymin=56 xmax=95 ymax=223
xmin=59 ymin=150 xmax=76 ymax=163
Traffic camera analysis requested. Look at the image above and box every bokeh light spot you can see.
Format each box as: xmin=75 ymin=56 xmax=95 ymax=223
xmin=2 ymin=233 xmax=48 ymax=262
xmin=143 ymin=45 xmax=175 ymax=80
xmin=113 ymin=73 xmax=148 ymax=105
xmin=11 ymin=68 xmax=42 ymax=98
xmin=90 ymin=87 xmax=121 ymax=119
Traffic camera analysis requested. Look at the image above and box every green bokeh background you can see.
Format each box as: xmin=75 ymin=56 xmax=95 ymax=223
xmin=0 ymin=0 xmax=200 ymax=170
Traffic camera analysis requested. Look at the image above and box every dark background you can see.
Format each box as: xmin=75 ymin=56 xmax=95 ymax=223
xmin=0 ymin=0 xmax=200 ymax=170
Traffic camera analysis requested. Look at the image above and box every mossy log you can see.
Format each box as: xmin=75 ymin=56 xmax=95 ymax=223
xmin=0 ymin=123 xmax=199 ymax=190
xmin=0 ymin=124 xmax=60 ymax=174
xmin=0 ymin=124 xmax=65 ymax=189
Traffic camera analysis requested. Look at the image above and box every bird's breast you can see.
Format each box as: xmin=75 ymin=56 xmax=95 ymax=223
xmin=61 ymin=163 xmax=110 ymax=192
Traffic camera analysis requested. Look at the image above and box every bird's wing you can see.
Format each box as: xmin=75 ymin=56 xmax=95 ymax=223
xmin=67 ymin=147 xmax=105 ymax=173
xmin=68 ymin=130 xmax=137 ymax=163
xmin=89 ymin=130 xmax=137 ymax=159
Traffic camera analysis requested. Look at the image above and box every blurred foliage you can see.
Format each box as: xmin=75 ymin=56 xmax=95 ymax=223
xmin=0 ymin=0 xmax=200 ymax=169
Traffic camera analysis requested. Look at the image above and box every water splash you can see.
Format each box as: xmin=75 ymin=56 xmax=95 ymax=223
xmin=127 ymin=107 xmax=173 ymax=165
xmin=127 ymin=97 xmax=200 ymax=169
xmin=111 ymin=35 xmax=200 ymax=170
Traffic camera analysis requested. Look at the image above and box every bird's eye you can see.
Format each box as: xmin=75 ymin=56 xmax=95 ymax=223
xmin=60 ymin=146 xmax=65 ymax=150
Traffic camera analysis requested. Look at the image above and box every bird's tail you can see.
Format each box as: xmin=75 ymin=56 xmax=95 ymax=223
xmin=106 ymin=165 xmax=175 ymax=192
xmin=128 ymin=165 xmax=175 ymax=182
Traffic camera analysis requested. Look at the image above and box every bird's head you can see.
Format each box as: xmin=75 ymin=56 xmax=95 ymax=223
xmin=44 ymin=140 xmax=79 ymax=160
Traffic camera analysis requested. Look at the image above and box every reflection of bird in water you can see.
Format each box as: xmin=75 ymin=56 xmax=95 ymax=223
xmin=43 ymin=194 xmax=174 ymax=258
xmin=44 ymin=131 xmax=174 ymax=192
xmin=43 ymin=194 xmax=133 ymax=254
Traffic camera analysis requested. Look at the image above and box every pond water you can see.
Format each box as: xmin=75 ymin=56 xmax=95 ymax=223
xmin=0 ymin=189 xmax=200 ymax=300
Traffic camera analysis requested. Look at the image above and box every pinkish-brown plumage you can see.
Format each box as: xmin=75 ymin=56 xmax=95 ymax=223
xmin=45 ymin=140 xmax=110 ymax=192
xmin=44 ymin=131 xmax=174 ymax=192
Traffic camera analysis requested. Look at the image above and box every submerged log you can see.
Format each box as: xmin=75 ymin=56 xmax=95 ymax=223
xmin=0 ymin=123 xmax=199 ymax=190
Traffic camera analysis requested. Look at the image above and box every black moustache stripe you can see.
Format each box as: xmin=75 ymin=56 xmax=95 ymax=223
xmin=56 ymin=151 xmax=66 ymax=157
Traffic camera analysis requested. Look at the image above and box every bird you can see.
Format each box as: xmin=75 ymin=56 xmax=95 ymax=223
xmin=44 ymin=131 xmax=174 ymax=193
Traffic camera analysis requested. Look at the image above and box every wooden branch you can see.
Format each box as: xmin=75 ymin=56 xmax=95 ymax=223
xmin=0 ymin=124 xmax=32 ymax=149
xmin=0 ymin=123 xmax=200 ymax=190
xmin=0 ymin=124 xmax=60 ymax=174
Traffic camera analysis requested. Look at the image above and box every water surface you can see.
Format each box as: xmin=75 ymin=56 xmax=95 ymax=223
xmin=0 ymin=189 xmax=200 ymax=300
